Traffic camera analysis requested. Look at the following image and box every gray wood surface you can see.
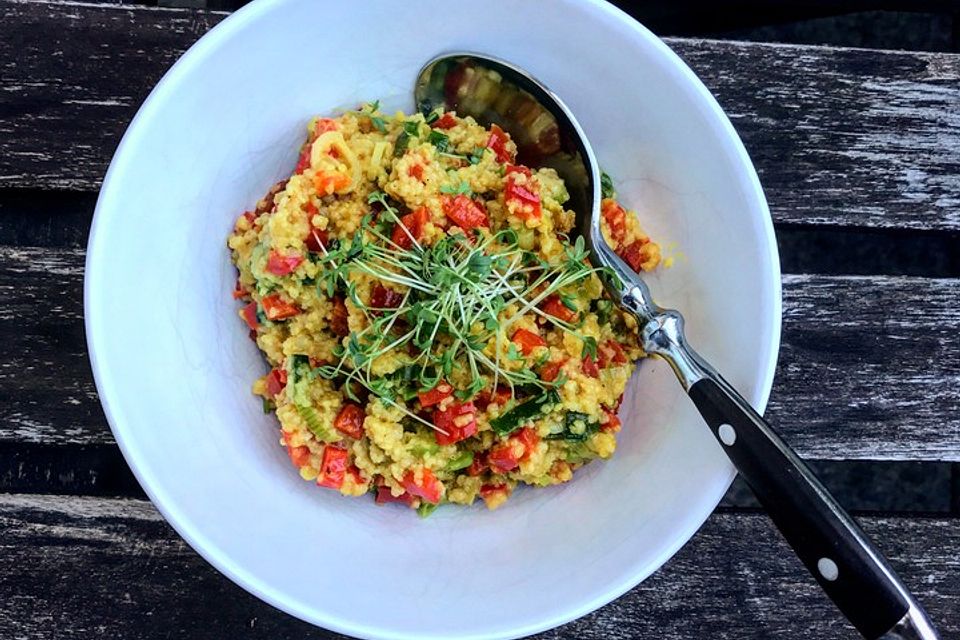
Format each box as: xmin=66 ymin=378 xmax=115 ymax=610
xmin=0 ymin=493 xmax=956 ymax=639
xmin=2 ymin=0 xmax=959 ymax=231
xmin=3 ymin=242 xmax=957 ymax=461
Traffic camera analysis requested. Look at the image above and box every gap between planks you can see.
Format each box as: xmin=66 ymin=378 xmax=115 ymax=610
xmin=0 ymin=0 xmax=959 ymax=230
xmin=0 ymin=493 xmax=956 ymax=639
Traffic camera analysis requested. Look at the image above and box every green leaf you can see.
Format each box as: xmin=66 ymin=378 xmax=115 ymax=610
xmin=440 ymin=181 xmax=473 ymax=197
xmin=417 ymin=502 xmax=439 ymax=518
xmin=581 ymin=336 xmax=598 ymax=360
xmin=394 ymin=132 xmax=410 ymax=157
xmin=600 ymin=170 xmax=616 ymax=199
xmin=506 ymin=343 xmax=523 ymax=362
xmin=403 ymin=120 xmax=420 ymax=136
xmin=428 ymin=130 xmax=450 ymax=153
xmin=559 ymin=292 xmax=578 ymax=312
xmin=468 ymin=147 xmax=486 ymax=165
xmin=489 ymin=390 xmax=560 ymax=435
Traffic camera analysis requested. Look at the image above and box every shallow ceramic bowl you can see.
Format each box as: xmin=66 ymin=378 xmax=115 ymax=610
xmin=85 ymin=0 xmax=781 ymax=638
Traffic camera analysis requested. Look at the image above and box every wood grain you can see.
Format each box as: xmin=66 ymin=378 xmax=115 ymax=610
xmin=0 ymin=245 xmax=957 ymax=459
xmin=1 ymin=1 xmax=959 ymax=231
xmin=0 ymin=493 xmax=956 ymax=639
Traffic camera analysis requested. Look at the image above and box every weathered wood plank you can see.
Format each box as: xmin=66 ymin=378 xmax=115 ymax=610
xmin=1 ymin=1 xmax=959 ymax=230
xmin=0 ymin=494 xmax=956 ymax=639
xmin=1 ymin=245 xmax=959 ymax=459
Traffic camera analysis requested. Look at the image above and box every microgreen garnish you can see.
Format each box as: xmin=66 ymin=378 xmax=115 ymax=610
xmin=581 ymin=336 xmax=598 ymax=360
xmin=468 ymin=147 xmax=486 ymax=165
xmin=361 ymin=101 xmax=388 ymax=132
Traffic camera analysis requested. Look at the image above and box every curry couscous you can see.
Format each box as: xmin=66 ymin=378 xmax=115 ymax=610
xmin=227 ymin=103 xmax=660 ymax=515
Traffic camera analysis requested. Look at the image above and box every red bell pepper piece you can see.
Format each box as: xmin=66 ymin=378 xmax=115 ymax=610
xmin=375 ymin=486 xmax=415 ymax=506
xmin=433 ymin=401 xmax=477 ymax=446
xmin=441 ymin=194 xmax=488 ymax=229
xmin=466 ymin=452 xmax=488 ymax=477
xmin=581 ymin=354 xmax=600 ymax=378
xmin=287 ymin=445 xmax=311 ymax=468
xmin=539 ymin=359 xmax=566 ymax=383
xmin=418 ymin=381 xmax=453 ymax=408
xmin=333 ymin=403 xmax=365 ymax=439
xmin=601 ymin=409 xmax=622 ymax=433
xmin=390 ymin=206 xmax=429 ymax=250
xmin=261 ymin=294 xmax=300 ymax=320
xmin=317 ymin=446 xmax=349 ymax=489
xmin=433 ymin=112 xmax=457 ymax=130
xmin=402 ymin=468 xmax=443 ymax=504
xmin=265 ymin=368 xmax=287 ymax=397
xmin=541 ymin=295 xmax=577 ymax=323
xmin=486 ymin=124 xmax=514 ymax=163
xmin=266 ymin=250 xmax=304 ymax=276
xmin=504 ymin=167 xmax=541 ymax=220
xmin=619 ymin=239 xmax=650 ymax=272
xmin=475 ymin=387 xmax=511 ymax=411
xmin=330 ymin=297 xmax=350 ymax=337
xmin=601 ymin=199 xmax=627 ymax=247
xmin=241 ymin=301 xmax=259 ymax=331
xmin=370 ymin=284 xmax=404 ymax=311
xmin=511 ymin=328 xmax=546 ymax=355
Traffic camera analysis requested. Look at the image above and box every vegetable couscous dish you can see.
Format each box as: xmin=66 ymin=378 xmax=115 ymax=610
xmin=228 ymin=102 xmax=660 ymax=515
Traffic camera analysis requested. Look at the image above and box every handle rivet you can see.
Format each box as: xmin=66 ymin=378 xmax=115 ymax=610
xmin=718 ymin=423 xmax=736 ymax=446
xmin=817 ymin=557 xmax=839 ymax=581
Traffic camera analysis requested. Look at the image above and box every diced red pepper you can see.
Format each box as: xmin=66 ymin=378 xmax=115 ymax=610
xmin=261 ymin=294 xmax=300 ymax=320
xmin=486 ymin=124 xmax=514 ymax=163
xmin=601 ymin=199 xmax=627 ymax=246
xmin=232 ymin=279 xmax=247 ymax=300
xmin=475 ymin=387 xmax=511 ymax=411
xmin=582 ymin=354 xmax=600 ymax=378
xmin=441 ymin=194 xmax=489 ymax=229
xmin=294 ymin=144 xmax=311 ymax=174
xmin=601 ymin=409 xmax=622 ymax=434
xmin=390 ymin=206 xmax=429 ymax=250
xmin=488 ymin=440 xmax=522 ymax=472
xmin=466 ymin=452 xmax=488 ymax=477
xmin=433 ymin=112 xmax=457 ymax=130
xmin=433 ymin=401 xmax=477 ymax=446
xmin=515 ymin=427 xmax=540 ymax=463
xmin=346 ymin=465 xmax=365 ymax=486
xmin=407 ymin=164 xmax=424 ymax=180
xmin=239 ymin=210 xmax=259 ymax=229
xmin=330 ymin=297 xmax=350 ymax=337
xmin=539 ymin=359 xmax=566 ymax=383
xmin=241 ymin=301 xmax=259 ymax=331
xmin=265 ymin=368 xmax=287 ymax=397
xmin=598 ymin=340 xmax=629 ymax=369
xmin=317 ymin=446 xmax=349 ymax=489
xmin=418 ymin=381 xmax=453 ymax=408
xmin=370 ymin=284 xmax=404 ymax=310
xmin=375 ymin=486 xmax=415 ymax=506
xmin=619 ymin=239 xmax=651 ymax=272
xmin=287 ymin=445 xmax=310 ymax=468
xmin=505 ymin=169 xmax=541 ymax=221
xmin=266 ymin=250 xmax=304 ymax=276
xmin=541 ymin=295 xmax=577 ymax=323
xmin=511 ymin=328 xmax=546 ymax=355
xmin=402 ymin=468 xmax=443 ymax=504
xmin=333 ymin=403 xmax=365 ymax=439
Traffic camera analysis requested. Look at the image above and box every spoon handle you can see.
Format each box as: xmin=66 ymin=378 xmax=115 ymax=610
xmin=639 ymin=307 xmax=939 ymax=640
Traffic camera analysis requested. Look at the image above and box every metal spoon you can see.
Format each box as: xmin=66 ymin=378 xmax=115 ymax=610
xmin=415 ymin=52 xmax=939 ymax=640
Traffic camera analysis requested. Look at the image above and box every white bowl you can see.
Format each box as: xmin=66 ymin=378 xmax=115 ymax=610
xmin=85 ymin=0 xmax=781 ymax=638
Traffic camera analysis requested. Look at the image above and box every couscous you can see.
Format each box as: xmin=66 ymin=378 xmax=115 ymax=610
xmin=227 ymin=103 xmax=660 ymax=515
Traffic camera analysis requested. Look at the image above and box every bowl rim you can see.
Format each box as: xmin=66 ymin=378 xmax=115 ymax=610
xmin=84 ymin=0 xmax=782 ymax=638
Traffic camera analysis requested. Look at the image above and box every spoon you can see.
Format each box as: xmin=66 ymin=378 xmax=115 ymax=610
xmin=415 ymin=52 xmax=939 ymax=640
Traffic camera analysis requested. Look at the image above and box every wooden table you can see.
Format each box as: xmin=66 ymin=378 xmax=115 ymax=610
xmin=2 ymin=2 xmax=958 ymax=638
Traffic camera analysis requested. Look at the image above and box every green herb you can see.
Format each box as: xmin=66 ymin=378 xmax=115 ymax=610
xmin=546 ymin=411 xmax=600 ymax=442
xmin=440 ymin=181 xmax=473 ymax=197
xmin=310 ymin=213 xmax=612 ymax=433
xmin=403 ymin=120 xmax=420 ymax=136
xmin=445 ymin=450 xmax=474 ymax=472
xmin=428 ymin=130 xmax=450 ymax=153
xmin=394 ymin=132 xmax=410 ymax=158
xmin=559 ymin=292 xmax=578 ymax=312
xmin=600 ymin=170 xmax=616 ymax=199
xmin=417 ymin=502 xmax=439 ymax=518
xmin=581 ymin=336 xmax=598 ymax=361
xmin=490 ymin=390 xmax=560 ymax=436
xmin=468 ymin=147 xmax=486 ymax=165
xmin=262 ymin=398 xmax=275 ymax=414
